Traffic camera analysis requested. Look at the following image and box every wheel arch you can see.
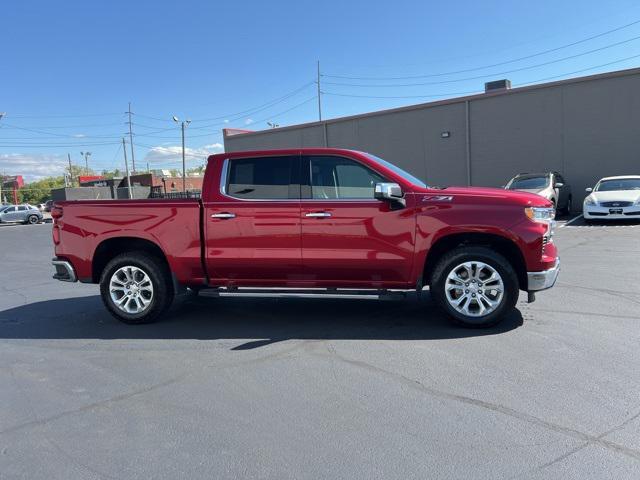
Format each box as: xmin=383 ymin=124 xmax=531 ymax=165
xmin=92 ymin=236 xmax=171 ymax=284
xmin=423 ymin=232 xmax=528 ymax=290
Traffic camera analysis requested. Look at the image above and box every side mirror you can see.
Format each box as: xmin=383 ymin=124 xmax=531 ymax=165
xmin=585 ymin=187 xmax=593 ymax=193
xmin=555 ymin=182 xmax=564 ymax=188
xmin=374 ymin=182 xmax=405 ymax=207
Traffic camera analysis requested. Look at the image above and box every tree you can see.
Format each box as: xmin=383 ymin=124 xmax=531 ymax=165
xmin=187 ymin=165 xmax=205 ymax=175
xmin=17 ymin=176 xmax=66 ymax=204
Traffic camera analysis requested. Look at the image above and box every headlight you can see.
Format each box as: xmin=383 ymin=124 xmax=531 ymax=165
xmin=584 ymin=196 xmax=597 ymax=206
xmin=525 ymin=207 xmax=555 ymax=223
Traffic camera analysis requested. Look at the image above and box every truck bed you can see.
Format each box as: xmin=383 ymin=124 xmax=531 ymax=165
xmin=53 ymin=199 xmax=206 ymax=285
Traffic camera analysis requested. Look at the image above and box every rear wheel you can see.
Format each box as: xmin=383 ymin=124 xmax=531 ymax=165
xmin=430 ymin=247 xmax=519 ymax=327
xmin=99 ymin=252 xmax=174 ymax=324
xmin=27 ymin=215 xmax=39 ymax=224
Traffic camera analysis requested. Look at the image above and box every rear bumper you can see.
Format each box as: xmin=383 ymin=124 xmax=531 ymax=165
xmin=52 ymin=258 xmax=77 ymax=282
xmin=527 ymin=258 xmax=560 ymax=291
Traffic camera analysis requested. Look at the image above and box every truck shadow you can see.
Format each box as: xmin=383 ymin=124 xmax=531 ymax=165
xmin=0 ymin=294 xmax=523 ymax=348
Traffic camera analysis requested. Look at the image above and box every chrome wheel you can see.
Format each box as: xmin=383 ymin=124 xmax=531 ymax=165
xmin=445 ymin=261 xmax=504 ymax=317
xmin=109 ymin=266 xmax=154 ymax=314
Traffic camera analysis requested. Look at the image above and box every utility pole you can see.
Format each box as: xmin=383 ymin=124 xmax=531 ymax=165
xmin=122 ymin=138 xmax=133 ymax=199
xmin=67 ymin=153 xmax=73 ymax=186
xmin=316 ymin=60 xmax=322 ymax=121
xmin=173 ymin=116 xmax=191 ymax=193
xmin=0 ymin=113 xmax=4 ymax=204
xmin=127 ymin=102 xmax=136 ymax=172
xmin=80 ymin=151 xmax=91 ymax=175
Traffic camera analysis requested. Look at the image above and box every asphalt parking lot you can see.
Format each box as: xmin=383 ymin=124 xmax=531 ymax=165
xmin=1 ymin=218 xmax=639 ymax=479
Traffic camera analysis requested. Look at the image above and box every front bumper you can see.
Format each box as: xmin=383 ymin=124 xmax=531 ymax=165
xmin=52 ymin=258 xmax=77 ymax=282
xmin=584 ymin=205 xmax=640 ymax=220
xmin=527 ymin=258 xmax=560 ymax=292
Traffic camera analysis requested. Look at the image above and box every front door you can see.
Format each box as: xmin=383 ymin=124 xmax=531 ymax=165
xmin=204 ymin=154 xmax=302 ymax=285
xmin=300 ymin=155 xmax=416 ymax=288
xmin=2 ymin=206 xmax=18 ymax=222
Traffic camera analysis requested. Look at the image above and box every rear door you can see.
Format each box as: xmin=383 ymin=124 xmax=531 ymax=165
xmin=204 ymin=154 xmax=302 ymax=285
xmin=299 ymin=154 xmax=416 ymax=288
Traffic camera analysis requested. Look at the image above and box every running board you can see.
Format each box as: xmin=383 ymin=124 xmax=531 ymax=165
xmin=199 ymin=287 xmax=413 ymax=300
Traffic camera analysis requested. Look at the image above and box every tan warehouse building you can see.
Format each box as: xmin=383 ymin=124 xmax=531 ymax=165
xmin=223 ymin=67 xmax=640 ymax=203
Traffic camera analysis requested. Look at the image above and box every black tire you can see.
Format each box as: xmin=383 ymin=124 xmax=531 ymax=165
xmin=99 ymin=251 xmax=174 ymax=324
xmin=430 ymin=246 xmax=519 ymax=328
xmin=561 ymin=196 xmax=572 ymax=216
xmin=27 ymin=215 xmax=39 ymax=225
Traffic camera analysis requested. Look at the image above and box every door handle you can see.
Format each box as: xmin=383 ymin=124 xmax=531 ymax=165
xmin=211 ymin=212 xmax=236 ymax=219
xmin=305 ymin=212 xmax=332 ymax=218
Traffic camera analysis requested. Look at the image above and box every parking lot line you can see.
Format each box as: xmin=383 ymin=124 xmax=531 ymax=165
xmin=561 ymin=214 xmax=583 ymax=227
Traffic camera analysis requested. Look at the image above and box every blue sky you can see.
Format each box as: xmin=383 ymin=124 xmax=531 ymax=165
xmin=3 ymin=0 xmax=640 ymax=180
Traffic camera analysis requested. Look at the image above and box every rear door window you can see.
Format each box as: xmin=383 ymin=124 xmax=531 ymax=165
xmin=225 ymin=156 xmax=299 ymax=200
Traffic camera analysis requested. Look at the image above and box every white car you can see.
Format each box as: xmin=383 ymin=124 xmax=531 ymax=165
xmin=583 ymin=175 xmax=640 ymax=221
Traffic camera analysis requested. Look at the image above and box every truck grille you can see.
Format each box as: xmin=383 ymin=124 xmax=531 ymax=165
xmin=600 ymin=201 xmax=633 ymax=207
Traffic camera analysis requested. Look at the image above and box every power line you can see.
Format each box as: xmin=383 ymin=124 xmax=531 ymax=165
xmin=323 ymin=18 xmax=640 ymax=80
xmin=323 ymin=90 xmax=479 ymax=99
xmin=0 ymin=122 xmax=123 ymax=139
xmin=323 ymin=35 xmax=640 ymax=88
xmin=0 ymin=122 xmax=125 ymax=129
xmin=191 ymin=81 xmax=315 ymax=122
xmin=131 ymin=81 xmax=315 ymax=127
xmin=322 ymin=52 xmax=640 ymax=99
xmin=0 ymin=141 xmax=121 ymax=147
xmin=5 ymin=112 xmax=123 ymax=119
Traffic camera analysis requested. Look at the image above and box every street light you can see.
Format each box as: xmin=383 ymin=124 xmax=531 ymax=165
xmin=173 ymin=116 xmax=191 ymax=193
xmin=80 ymin=151 xmax=91 ymax=175
xmin=267 ymin=122 xmax=279 ymax=129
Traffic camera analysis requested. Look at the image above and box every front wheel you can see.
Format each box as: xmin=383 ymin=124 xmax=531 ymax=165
xmin=430 ymin=247 xmax=519 ymax=328
xmin=99 ymin=252 xmax=174 ymax=324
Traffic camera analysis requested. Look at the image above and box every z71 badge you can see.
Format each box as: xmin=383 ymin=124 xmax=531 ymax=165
xmin=422 ymin=195 xmax=453 ymax=202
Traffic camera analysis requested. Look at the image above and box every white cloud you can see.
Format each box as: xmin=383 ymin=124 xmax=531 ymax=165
xmin=223 ymin=119 xmax=229 ymax=124
xmin=0 ymin=153 xmax=67 ymax=181
xmin=244 ymin=118 xmax=254 ymax=125
xmin=143 ymin=143 xmax=224 ymax=165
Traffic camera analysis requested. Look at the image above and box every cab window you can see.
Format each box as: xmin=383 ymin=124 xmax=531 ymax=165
xmin=305 ymin=156 xmax=385 ymax=199
xmin=225 ymin=156 xmax=299 ymax=200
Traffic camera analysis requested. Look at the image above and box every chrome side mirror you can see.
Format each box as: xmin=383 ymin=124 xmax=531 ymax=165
xmin=555 ymin=182 xmax=564 ymax=188
xmin=585 ymin=187 xmax=593 ymax=193
xmin=374 ymin=182 xmax=405 ymax=207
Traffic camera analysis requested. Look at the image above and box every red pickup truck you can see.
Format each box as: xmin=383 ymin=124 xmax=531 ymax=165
xmin=51 ymin=148 xmax=559 ymax=327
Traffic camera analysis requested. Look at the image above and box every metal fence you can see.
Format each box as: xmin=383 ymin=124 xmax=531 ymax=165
xmin=149 ymin=189 xmax=202 ymax=199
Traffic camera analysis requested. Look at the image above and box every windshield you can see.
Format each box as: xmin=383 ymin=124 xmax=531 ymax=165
xmin=508 ymin=175 xmax=549 ymax=190
xmin=362 ymin=153 xmax=427 ymax=188
xmin=596 ymin=178 xmax=640 ymax=191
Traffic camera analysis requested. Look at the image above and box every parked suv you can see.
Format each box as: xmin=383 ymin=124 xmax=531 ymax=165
xmin=505 ymin=172 xmax=572 ymax=214
xmin=0 ymin=204 xmax=43 ymax=224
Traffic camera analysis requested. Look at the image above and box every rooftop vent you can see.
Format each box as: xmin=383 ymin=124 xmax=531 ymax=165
xmin=484 ymin=79 xmax=511 ymax=93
